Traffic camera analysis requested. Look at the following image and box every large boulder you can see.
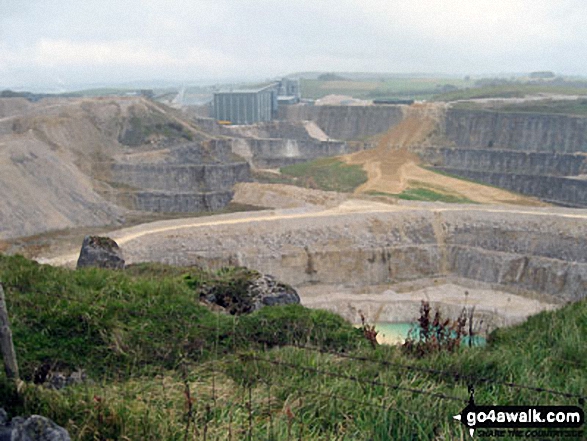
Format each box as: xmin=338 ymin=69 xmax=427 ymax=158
xmin=76 ymin=236 xmax=124 ymax=270
xmin=248 ymin=274 xmax=300 ymax=311
xmin=200 ymin=271 xmax=300 ymax=314
xmin=0 ymin=409 xmax=9 ymax=441
xmin=0 ymin=410 xmax=70 ymax=441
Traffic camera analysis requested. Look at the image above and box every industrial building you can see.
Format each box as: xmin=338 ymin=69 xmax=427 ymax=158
xmin=213 ymin=78 xmax=301 ymax=125
xmin=277 ymin=78 xmax=301 ymax=104
xmin=213 ymin=84 xmax=277 ymax=125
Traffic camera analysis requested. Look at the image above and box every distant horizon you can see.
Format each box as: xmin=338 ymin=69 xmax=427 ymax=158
xmin=3 ymin=70 xmax=586 ymax=95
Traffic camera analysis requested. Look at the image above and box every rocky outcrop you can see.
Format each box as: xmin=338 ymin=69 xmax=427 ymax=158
xmin=32 ymin=363 xmax=86 ymax=390
xmin=0 ymin=409 xmax=71 ymax=441
xmin=76 ymin=236 xmax=125 ymax=270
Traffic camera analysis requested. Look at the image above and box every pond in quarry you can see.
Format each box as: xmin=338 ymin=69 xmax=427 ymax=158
xmin=374 ymin=322 xmax=487 ymax=346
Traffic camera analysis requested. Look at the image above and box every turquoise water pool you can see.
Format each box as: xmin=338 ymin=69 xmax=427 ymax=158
xmin=375 ymin=322 xmax=486 ymax=346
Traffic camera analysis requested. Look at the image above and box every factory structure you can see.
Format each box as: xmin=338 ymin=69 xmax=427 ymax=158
xmin=213 ymin=78 xmax=300 ymax=125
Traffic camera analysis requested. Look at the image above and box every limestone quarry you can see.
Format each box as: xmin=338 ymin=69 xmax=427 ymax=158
xmin=3 ymin=95 xmax=587 ymax=333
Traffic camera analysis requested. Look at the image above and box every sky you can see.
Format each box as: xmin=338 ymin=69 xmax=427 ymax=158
xmin=1 ymin=0 xmax=586 ymax=91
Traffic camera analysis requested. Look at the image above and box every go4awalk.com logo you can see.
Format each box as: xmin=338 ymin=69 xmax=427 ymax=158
xmin=453 ymin=392 xmax=584 ymax=438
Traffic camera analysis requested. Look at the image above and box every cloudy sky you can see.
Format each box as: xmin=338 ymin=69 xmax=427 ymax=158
xmin=1 ymin=0 xmax=586 ymax=90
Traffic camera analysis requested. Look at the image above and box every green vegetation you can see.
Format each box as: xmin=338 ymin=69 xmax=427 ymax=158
xmin=251 ymin=170 xmax=300 ymax=186
xmin=120 ymin=115 xmax=193 ymax=146
xmin=300 ymin=75 xmax=587 ymax=104
xmin=69 ymin=88 xmax=138 ymax=97
xmin=398 ymin=188 xmax=475 ymax=203
xmin=0 ymin=256 xmax=360 ymax=380
xmin=433 ymin=83 xmax=587 ymax=102
xmin=254 ymin=157 xmax=367 ymax=193
xmin=301 ymin=77 xmax=467 ymax=101
xmin=368 ymin=187 xmax=476 ymax=204
xmin=317 ymin=73 xmax=349 ymax=81
xmin=0 ymin=255 xmax=584 ymax=440
xmin=453 ymin=98 xmax=587 ymax=117
xmin=279 ymin=157 xmax=368 ymax=193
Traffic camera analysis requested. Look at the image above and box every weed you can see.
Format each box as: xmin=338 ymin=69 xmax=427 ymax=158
xmin=359 ymin=312 xmax=378 ymax=349
xmin=402 ymin=301 xmax=468 ymax=356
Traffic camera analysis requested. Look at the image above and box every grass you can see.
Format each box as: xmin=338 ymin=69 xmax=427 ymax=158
xmin=0 ymin=255 xmax=585 ymax=440
xmin=368 ymin=187 xmax=477 ymax=204
xmin=0 ymin=256 xmax=361 ymax=382
xmin=433 ymin=83 xmax=587 ymax=102
xmin=452 ymin=98 xmax=587 ymax=117
xmin=278 ymin=157 xmax=368 ymax=193
xmin=301 ymin=78 xmax=468 ymax=101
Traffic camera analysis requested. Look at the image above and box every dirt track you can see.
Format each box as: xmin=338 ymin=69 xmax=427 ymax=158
xmin=342 ymin=103 xmax=545 ymax=206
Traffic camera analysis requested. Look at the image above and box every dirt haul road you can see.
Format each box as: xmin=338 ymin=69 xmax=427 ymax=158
xmin=41 ymin=199 xmax=587 ymax=268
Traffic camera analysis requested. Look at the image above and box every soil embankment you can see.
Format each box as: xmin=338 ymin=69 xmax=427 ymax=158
xmin=341 ymin=104 xmax=545 ymax=206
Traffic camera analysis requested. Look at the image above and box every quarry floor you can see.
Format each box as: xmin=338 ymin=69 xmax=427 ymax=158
xmin=300 ymin=281 xmax=560 ymax=335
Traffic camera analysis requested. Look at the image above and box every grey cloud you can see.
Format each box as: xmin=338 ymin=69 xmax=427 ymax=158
xmin=1 ymin=0 xmax=586 ymax=89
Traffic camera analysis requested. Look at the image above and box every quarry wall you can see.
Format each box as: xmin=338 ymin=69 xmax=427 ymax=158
xmin=118 ymin=190 xmax=234 ymax=212
xmin=418 ymin=147 xmax=587 ymax=176
xmin=110 ymin=162 xmax=250 ymax=193
xmin=185 ymin=118 xmax=362 ymax=168
xmin=123 ymin=207 xmax=587 ymax=302
xmin=436 ymin=168 xmax=587 ymax=207
xmin=443 ymin=109 xmax=587 ymax=152
xmin=230 ymin=138 xmax=354 ymax=168
xmin=414 ymin=109 xmax=587 ymax=206
xmin=104 ymin=141 xmax=250 ymax=213
xmin=224 ymin=121 xmax=318 ymax=141
xmin=278 ymin=105 xmax=405 ymax=140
